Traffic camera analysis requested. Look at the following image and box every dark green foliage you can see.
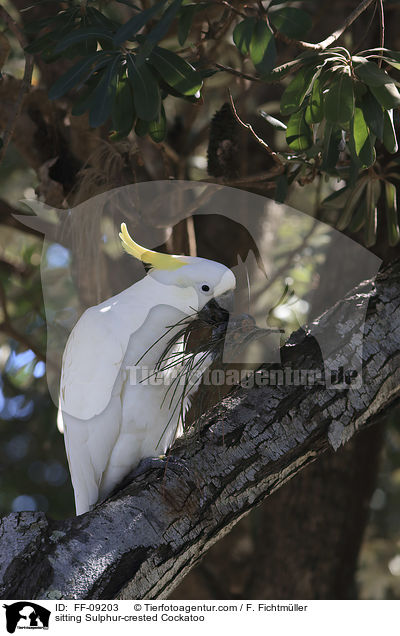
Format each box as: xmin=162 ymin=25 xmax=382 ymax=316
xmin=148 ymin=46 xmax=202 ymax=96
xmin=112 ymin=0 xmax=168 ymax=45
xmin=23 ymin=2 xmax=400 ymax=246
xmin=127 ymin=54 xmax=161 ymax=121
xmin=233 ymin=17 xmax=276 ymax=76
xmin=178 ymin=3 xmax=200 ymax=45
xmin=27 ymin=0 xmax=205 ymax=142
xmin=89 ymin=55 xmax=121 ymax=127
xmin=286 ymin=109 xmax=312 ymax=150
xmin=280 ymin=66 xmax=317 ymax=116
xmin=324 ymin=72 xmax=354 ymax=124
xmin=269 ymin=6 xmax=312 ymax=39
xmin=111 ymin=74 xmax=136 ymax=137
xmin=321 ymin=124 xmax=343 ymax=172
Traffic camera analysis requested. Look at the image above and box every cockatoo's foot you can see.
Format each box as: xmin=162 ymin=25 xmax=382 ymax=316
xmin=106 ymin=454 xmax=190 ymax=501
xmin=132 ymin=454 xmax=190 ymax=479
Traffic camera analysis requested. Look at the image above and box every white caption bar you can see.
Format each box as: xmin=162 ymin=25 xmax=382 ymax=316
xmin=2 ymin=599 xmax=399 ymax=635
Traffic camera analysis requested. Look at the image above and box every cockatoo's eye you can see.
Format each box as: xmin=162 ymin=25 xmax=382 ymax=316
xmin=199 ymin=283 xmax=212 ymax=294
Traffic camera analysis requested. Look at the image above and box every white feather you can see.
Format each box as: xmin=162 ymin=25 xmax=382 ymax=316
xmin=59 ymin=260 xmax=236 ymax=515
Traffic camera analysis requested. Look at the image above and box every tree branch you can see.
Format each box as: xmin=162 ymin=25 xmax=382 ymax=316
xmin=0 ymin=6 xmax=34 ymax=167
xmin=293 ymin=0 xmax=377 ymax=50
xmin=228 ymin=90 xmax=284 ymax=166
xmin=1 ymin=259 xmax=400 ymax=600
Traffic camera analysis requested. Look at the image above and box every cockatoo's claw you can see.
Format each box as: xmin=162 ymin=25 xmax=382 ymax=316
xmin=134 ymin=454 xmax=191 ymax=480
xmin=160 ymin=454 xmax=191 ymax=477
xmin=107 ymin=455 xmax=191 ymax=500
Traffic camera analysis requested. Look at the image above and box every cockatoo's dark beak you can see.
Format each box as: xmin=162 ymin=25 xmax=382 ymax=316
xmin=214 ymin=290 xmax=234 ymax=313
xmin=199 ymin=290 xmax=234 ymax=324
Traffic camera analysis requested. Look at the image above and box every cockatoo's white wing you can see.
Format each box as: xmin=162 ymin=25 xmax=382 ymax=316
xmin=60 ymin=308 xmax=123 ymax=420
xmin=62 ymin=397 xmax=123 ymax=515
xmin=60 ymin=302 xmax=144 ymax=420
xmin=58 ymin=295 xmax=153 ymax=514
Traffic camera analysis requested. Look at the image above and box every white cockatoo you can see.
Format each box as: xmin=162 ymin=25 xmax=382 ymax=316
xmin=58 ymin=223 xmax=236 ymax=515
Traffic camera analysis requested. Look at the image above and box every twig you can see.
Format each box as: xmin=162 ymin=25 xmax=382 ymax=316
xmin=377 ymin=0 xmax=385 ymax=68
xmin=0 ymin=6 xmax=28 ymax=49
xmin=257 ymin=0 xmax=265 ymax=17
xmin=214 ymin=1 xmax=249 ymax=19
xmin=205 ymin=169 xmax=281 ymax=186
xmin=215 ymin=63 xmax=262 ymax=83
xmin=295 ymin=0 xmax=376 ymax=50
xmin=0 ymin=7 xmax=34 ymax=167
xmin=228 ymin=90 xmax=284 ymax=166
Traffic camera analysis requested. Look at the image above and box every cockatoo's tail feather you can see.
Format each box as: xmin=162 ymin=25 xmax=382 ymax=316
xmin=119 ymin=223 xmax=188 ymax=271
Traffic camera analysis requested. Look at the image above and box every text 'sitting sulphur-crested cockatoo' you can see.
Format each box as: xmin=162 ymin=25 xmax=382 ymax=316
xmin=58 ymin=223 xmax=236 ymax=515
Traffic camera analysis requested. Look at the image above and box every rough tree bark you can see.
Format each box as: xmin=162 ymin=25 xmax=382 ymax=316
xmin=170 ymin=231 xmax=389 ymax=600
xmin=0 ymin=259 xmax=399 ymax=600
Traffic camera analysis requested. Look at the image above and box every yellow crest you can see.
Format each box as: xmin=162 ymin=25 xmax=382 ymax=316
xmin=119 ymin=223 xmax=187 ymax=270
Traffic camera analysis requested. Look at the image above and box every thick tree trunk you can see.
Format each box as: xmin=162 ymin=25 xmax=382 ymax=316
xmin=170 ymin=232 xmax=388 ymax=600
xmin=0 ymin=259 xmax=399 ymax=600
xmin=169 ymin=421 xmax=385 ymax=600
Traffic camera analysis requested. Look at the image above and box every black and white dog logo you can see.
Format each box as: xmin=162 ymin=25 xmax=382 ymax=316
xmin=3 ymin=602 xmax=50 ymax=633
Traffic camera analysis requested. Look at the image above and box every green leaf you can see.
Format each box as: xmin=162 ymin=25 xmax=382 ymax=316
xmin=384 ymin=180 xmax=400 ymax=246
xmin=249 ymin=20 xmax=276 ymax=75
xmin=127 ymin=55 xmax=161 ymax=121
xmin=322 ymin=186 xmax=349 ymax=208
xmin=260 ymin=58 xmax=305 ymax=83
xmin=364 ymin=179 xmax=380 ymax=247
xmin=305 ymin=76 xmax=323 ymax=124
xmin=148 ymin=103 xmax=167 ymax=142
xmin=369 ymin=82 xmax=400 ymax=110
xmin=347 ymin=199 xmax=366 ymax=233
xmin=274 ymin=173 xmax=289 ymax=203
xmin=71 ymin=82 xmax=99 ymax=116
xmin=135 ymin=118 xmax=149 ymax=137
xmin=280 ymin=66 xmax=317 ymax=115
xmin=336 ymin=177 xmax=368 ymax=231
xmin=89 ymin=56 xmax=121 ymax=128
xmin=112 ymin=74 xmax=135 ymax=136
xmin=383 ymin=109 xmax=398 ymax=154
xmin=359 ymin=47 xmax=400 ymax=60
xmin=354 ymin=60 xmax=395 ymax=86
xmin=258 ymin=111 xmax=287 ymax=130
xmin=269 ymin=7 xmax=312 ymax=39
xmin=359 ymin=48 xmax=400 ymax=70
xmin=233 ymin=17 xmax=256 ymax=56
xmin=324 ymin=71 xmax=354 ymax=124
xmin=148 ymin=46 xmax=202 ymax=96
xmin=48 ymin=52 xmax=111 ymax=100
xmin=351 ymin=107 xmax=375 ymax=168
xmin=360 ymin=91 xmax=384 ymax=140
xmin=139 ymin=0 xmax=183 ymax=59
xmin=178 ymin=4 xmax=197 ymax=45
xmin=286 ymin=109 xmax=312 ymax=150
xmin=113 ymin=0 xmax=168 ymax=45
xmin=353 ymin=79 xmax=368 ymax=100
xmin=86 ymin=7 xmax=120 ymax=30
xmin=321 ymin=124 xmax=343 ymax=172
xmin=54 ymin=26 xmax=114 ymax=53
